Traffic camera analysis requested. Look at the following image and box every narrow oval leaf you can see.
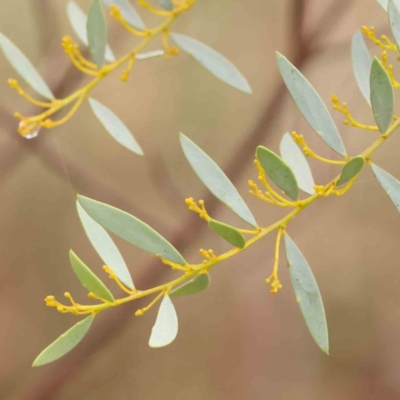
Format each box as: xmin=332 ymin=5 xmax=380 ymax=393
xmin=102 ymin=0 xmax=145 ymax=30
xmin=279 ymin=133 xmax=315 ymax=195
xmin=208 ymin=219 xmax=246 ymax=249
xmin=156 ymin=0 xmax=173 ymax=11
xmin=77 ymin=202 xmax=134 ymax=289
xmin=276 ymin=52 xmax=347 ymax=157
xmin=336 ymin=156 xmax=365 ymax=186
xmin=171 ymin=33 xmax=252 ymax=94
xmin=257 ymin=146 xmax=299 ymax=201
xmin=371 ymin=163 xmax=400 ymax=211
xmin=70 ymin=250 xmax=114 ymax=302
xmin=180 ymin=134 xmax=257 ymax=227
xmin=351 ymin=31 xmax=372 ymax=105
xmin=149 ymin=295 xmax=178 ymax=348
xmin=170 ymin=274 xmax=210 ymax=297
xmin=377 ymin=0 xmax=400 ymax=10
xmin=0 ymin=34 xmax=53 ymax=100
xmin=136 ymin=50 xmax=164 ymax=60
xmin=370 ymin=57 xmax=394 ymax=133
xmin=32 ymin=315 xmax=94 ymax=367
xmin=87 ymin=0 xmax=107 ymax=67
xmin=284 ymin=234 xmax=329 ymax=354
xmin=88 ymin=98 xmax=143 ymax=155
xmin=389 ymin=0 xmax=400 ymax=49
xmin=78 ymin=195 xmax=186 ymax=265
xmin=67 ymin=2 xmax=115 ymax=62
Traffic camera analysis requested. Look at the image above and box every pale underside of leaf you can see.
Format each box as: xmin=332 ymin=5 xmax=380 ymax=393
xmin=180 ymin=134 xmax=258 ymax=227
xmin=284 ymin=234 xmax=329 ymax=354
xmin=88 ymin=97 xmax=143 ymax=155
xmin=279 ymin=133 xmax=315 ymax=195
xmin=149 ymin=295 xmax=178 ymax=348
xmin=371 ymin=163 xmax=400 ymax=211
xmin=136 ymin=50 xmax=164 ymax=60
xmin=32 ymin=315 xmax=94 ymax=366
xmin=102 ymin=0 xmax=145 ymax=30
xmin=276 ymin=52 xmax=347 ymax=157
xmin=77 ymin=202 xmax=134 ymax=289
xmin=170 ymin=274 xmax=210 ymax=297
xmin=378 ymin=0 xmax=400 ymax=10
xmin=389 ymin=0 xmax=400 ymax=49
xmin=171 ymin=33 xmax=252 ymax=94
xmin=0 ymin=33 xmax=54 ymax=100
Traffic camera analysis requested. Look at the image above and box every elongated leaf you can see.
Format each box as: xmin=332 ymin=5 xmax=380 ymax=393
xmin=279 ymin=133 xmax=315 ymax=195
xmin=371 ymin=163 xmax=400 ymax=211
xmin=171 ymin=33 xmax=252 ymax=94
xmin=149 ymin=295 xmax=178 ymax=348
xmin=208 ymin=219 xmax=246 ymax=249
xmin=156 ymin=0 xmax=173 ymax=11
xmin=389 ymin=0 xmax=400 ymax=49
xmin=78 ymin=195 xmax=186 ymax=265
xmin=67 ymin=2 xmax=115 ymax=62
xmin=136 ymin=50 xmax=164 ymax=60
xmin=180 ymin=134 xmax=257 ymax=227
xmin=257 ymin=146 xmax=299 ymax=200
xmin=170 ymin=274 xmax=210 ymax=297
xmin=276 ymin=53 xmax=347 ymax=157
xmin=370 ymin=57 xmax=394 ymax=132
xmin=378 ymin=0 xmax=388 ymax=9
xmin=33 ymin=315 xmax=94 ymax=367
xmin=351 ymin=31 xmax=372 ymax=105
xmin=77 ymin=202 xmax=134 ymax=289
xmin=0 ymin=34 xmax=53 ymax=100
xmin=88 ymin=98 xmax=143 ymax=155
xmin=284 ymin=234 xmax=329 ymax=354
xmin=87 ymin=0 xmax=107 ymax=67
xmin=102 ymin=0 xmax=145 ymax=30
xmin=337 ymin=156 xmax=365 ymax=186
xmin=70 ymin=250 xmax=114 ymax=302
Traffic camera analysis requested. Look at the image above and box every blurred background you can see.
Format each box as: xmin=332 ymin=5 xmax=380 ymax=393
xmin=0 ymin=0 xmax=399 ymax=398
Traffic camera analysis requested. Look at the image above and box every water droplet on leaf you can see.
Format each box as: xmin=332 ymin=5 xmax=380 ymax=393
xmin=19 ymin=121 xmax=41 ymax=139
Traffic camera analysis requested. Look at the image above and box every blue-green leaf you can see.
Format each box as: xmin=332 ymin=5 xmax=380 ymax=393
xmin=371 ymin=163 xmax=400 ymax=211
xmin=69 ymin=250 xmax=114 ymax=302
xmin=279 ymin=133 xmax=315 ymax=195
xmin=149 ymin=295 xmax=178 ymax=348
xmin=257 ymin=146 xmax=299 ymax=201
xmin=87 ymin=0 xmax=107 ymax=67
xmin=180 ymin=134 xmax=257 ymax=227
xmin=0 ymin=34 xmax=53 ymax=100
xmin=351 ymin=31 xmax=372 ymax=105
xmin=337 ymin=156 xmax=365 ymax=186
xmin=33 ymin=315 xmax=94 ymax=367
xmin=88 ymin=98 xmax=143 ymax=155
xmin=156 ymin=0 xmax=173 ymax=11
xmin=208 ymin=219 xmax=246 ymax=249
xmin=77 ymin=202 xmax=134 ymax=289
xmin=171 ymin=33 xmax=252 ymax=94
xmin=102 ymin=0 xmax=145 ymax=30
xmin=67 ymin=1 xmax=115 ymax=62
xmin=370 ymin=57 xmax=394 ymax=133
xmin=170 ymin=274 xmax=210 ymax=297
xmin=284 ymin=234 xmax=329 ymax=354
xmin=389 ymin=0 xmax=400 ymax=49
xmin=78 ymin=195 xmax=187 ymax=265
xmin=276 ymin=52 xmax=347 ymax=157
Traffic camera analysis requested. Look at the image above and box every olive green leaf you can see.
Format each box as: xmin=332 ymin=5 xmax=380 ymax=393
xmin=180 ymin=134 xmax=258 ymax=227
xmin=336 ymin=156 xmax=365 ymax=186
xmin=102 ymin=0 xmax=145 ymax=30
xmin=32 ymin=315 xmax=94 ymax=367
xmin=88 ymin=98 xmax=143 ymax=155
xmin=67 ymin=1 xmax=115 ymax=62
xmin=276 ymin=52 xmax=347 ymax=157
xmin=78 ymin=195 xmax=187 ymax=265
xmin=351 ymin=31 xmax=372 ymax=105
xmin=284 ymin=234 xmax=329 ymax=354
xmin=171 ymin=33 xmax=252 ymax=94
xmin=156 ymin=0 xmax=173 ymax=11
xmin=279 ymin=132 xmax=315 ymax=195
xmin=389 ymin=0 xmax=400 ymax=49
xmin=149 ymin=295 xmax=178 ymax=348
xmin=170 ymin=274 xmax=211 ymax=297
xmin=371 ymin=163 xmax=400 ymax=211
xmin=256 ymin=146 xmax=299 ymax=201
xmin=87 ymin=0 xmax=107 ymax=67
xmin=208 ymin=219 xmax=246 ymax=249
xmin=0 ymin=34 xmax=54 ymax=100
xmin=77 ymin=202 xmax=134 ymax=289
xmin=370 ymin=57 xmax=394 ymax=133
xmin=69 ymin=250 xmax=114 ymax=302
